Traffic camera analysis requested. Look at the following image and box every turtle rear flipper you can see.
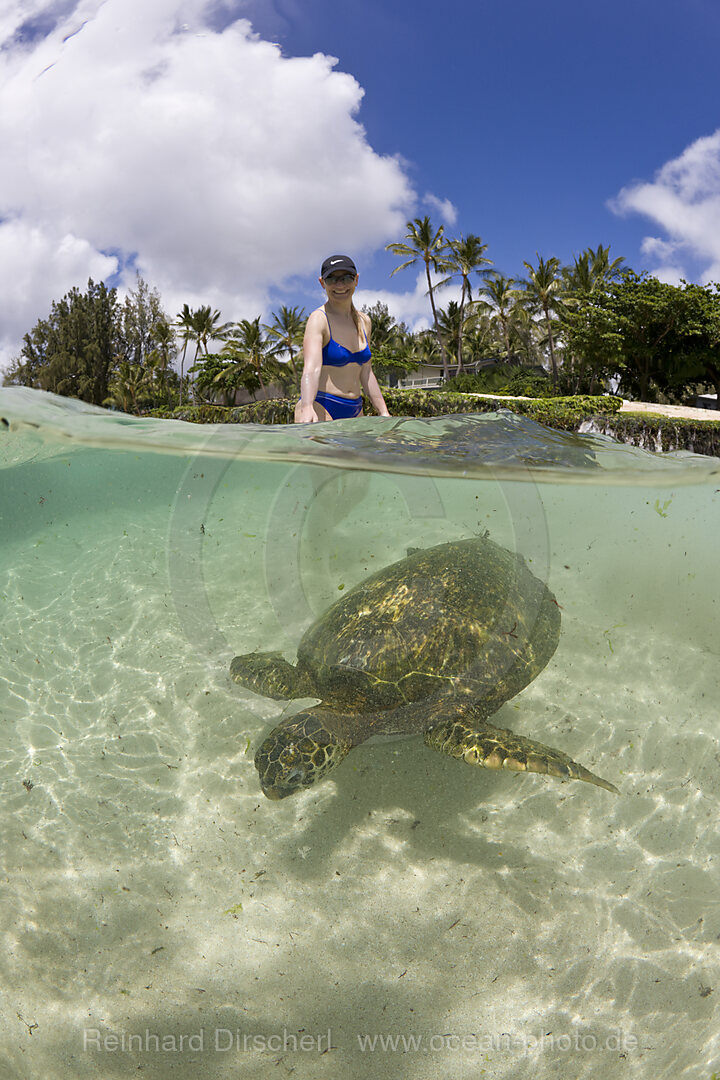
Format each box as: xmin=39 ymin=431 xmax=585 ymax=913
xmin=425 ymin=717 xmax=619 ymax=794
xmin=230 ymin=651 xmax=313 ymax=700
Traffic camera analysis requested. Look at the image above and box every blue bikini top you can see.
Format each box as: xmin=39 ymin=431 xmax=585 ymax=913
xmin=322 ymin=311 xmax=371 ymax=367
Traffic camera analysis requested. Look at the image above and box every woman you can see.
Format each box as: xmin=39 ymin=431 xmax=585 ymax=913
xmin=294 ymin=255 xmax=391 ymax=423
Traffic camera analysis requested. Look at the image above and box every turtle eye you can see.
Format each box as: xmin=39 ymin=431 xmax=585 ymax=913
xmin=278 ymin=743 xmax=299 ymax=766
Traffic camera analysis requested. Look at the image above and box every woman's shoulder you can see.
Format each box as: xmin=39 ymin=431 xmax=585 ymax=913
xmin=358 ymin=309 xmax=371 ymax=336
xmin=304 ymin=306 xmax=329 ymax=335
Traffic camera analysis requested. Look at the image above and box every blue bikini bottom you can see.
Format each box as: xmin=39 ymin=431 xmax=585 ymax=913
xmin=315 ymin=390 xmax=363 ymax=419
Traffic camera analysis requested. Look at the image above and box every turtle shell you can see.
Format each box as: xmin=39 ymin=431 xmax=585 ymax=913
xmin=295 ymin=536 xmax=560 ymax=727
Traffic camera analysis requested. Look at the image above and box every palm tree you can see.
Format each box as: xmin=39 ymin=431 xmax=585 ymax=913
xmin=564 ymin=244 xmax=626 ymax=299
xmin=189 ymin=352 xmax=252 ymax=405
xmin=264 ymin=305 xmax=306 ymax=391
xmin=103 ymin=360 xmax=149 ymax=412
xmin=445 ymin=234 xmax=493 ymax=372
xmin=175 ymin=304 xmax=232 ymax=403
xmin=386 ymin=216 xmax=453 ymax=378
xmin=461 ymin=314 xmax=496 ymax=368
xmin=479 ymin=273 xmax=524 ymax=364
xmin=411 ymin=328 xmax=442 ymax=370
xmin=436 ymin=301 xmax=464 ymax=363
xmin=587 ymin=244 xmax=626 ymax=288
xmin=175 ymin=304 xmax=196 ymax=405
xmin=190 ymin=305 xmax=233 ymax=358
xmin=561 ymin=246 xmax=626 ymax=393
xmin=223 ymin=318 xmax=276 ymax=395
xmin=520 ymin=255 xmax=565 ymax=388
xmin=361 ymin=300 xmax=398 ymax=351
xmin=148 ymin=318 xmax=175 ymax=399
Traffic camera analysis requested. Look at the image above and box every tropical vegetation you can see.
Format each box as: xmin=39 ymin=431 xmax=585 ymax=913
xmin=5 ymin=223 xmax=720 ymax=412
xmin=4 ymin=277 xmax=302 ymax=411
xmin=385 ymin=216 xmax=455 ymax=377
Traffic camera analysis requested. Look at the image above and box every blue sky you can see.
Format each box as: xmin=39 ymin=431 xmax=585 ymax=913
xmin=0 ymin=0 xmax=719 ymax=367
xmin=256 ymin=0 xmax=720 ymax=292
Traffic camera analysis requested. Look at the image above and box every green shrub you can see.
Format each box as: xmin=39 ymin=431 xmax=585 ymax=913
xmin=443 ymin=365 xmax=529 ymax=395
xmin=147 ymin=391 xmax=621 ymax=430
xmin=496 ymin=371 xmax=555 ymax=398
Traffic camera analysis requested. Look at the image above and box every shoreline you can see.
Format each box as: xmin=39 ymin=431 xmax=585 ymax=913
xmin=618 ymin=399 xmax=720 ymax=421
xmin=464 ymin=392 xmax=720 ymax=423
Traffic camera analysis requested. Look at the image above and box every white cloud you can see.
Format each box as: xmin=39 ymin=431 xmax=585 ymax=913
xmin=423 ymin=193 xmax=458 ymax=227
xmin=639 ymin=236 xmax=677 ymax=261
xmin=644 ymin=265 xmax=687 ymax=286
xmin=0 ymin=220 xmax=119 ymax=369
xmin=611 ymin=129 xmax=720 ymax=282
xmin=0 ymin=0 xmax=417 ymax=370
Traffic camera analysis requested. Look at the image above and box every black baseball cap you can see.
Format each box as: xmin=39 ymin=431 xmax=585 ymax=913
xmin=321 ymin=255 xmax=357 ymax=279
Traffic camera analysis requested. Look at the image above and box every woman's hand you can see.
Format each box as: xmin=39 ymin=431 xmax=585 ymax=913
xmin=295 ymin=402 xmax=319 ymax=423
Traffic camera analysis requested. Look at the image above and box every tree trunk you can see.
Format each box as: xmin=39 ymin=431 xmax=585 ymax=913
xmin=544 ymin=305 xmax=558 ymax=388
xmin=288 ymin=348 xmax=300 ymax=391
xmin=639 ymin=357 xmax=649 ymax=401
xmin=456 ymin=292 xmax=465 ymax=375
xmin=179 ymin=340 xmax=188 ymax=405
xmin=503 ymin=319 xmax=511 ymax=364
xmin=456 ymin=277 xmax=470 ymax=374
xmin=426 ymin=257 xmax=449 ymax=379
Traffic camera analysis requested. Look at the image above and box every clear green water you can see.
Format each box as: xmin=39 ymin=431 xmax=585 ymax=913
xmin=1 ymin=387 xmax=719 ymax=1080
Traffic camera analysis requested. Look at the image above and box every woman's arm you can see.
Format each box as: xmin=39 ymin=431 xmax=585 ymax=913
xmin=295 ymin=310 xmax=325 ymax=423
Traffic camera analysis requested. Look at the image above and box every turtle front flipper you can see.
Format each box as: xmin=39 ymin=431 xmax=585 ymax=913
xmin=230 ymin=651 xmax=313 ymax=700
xmin=425 ymin=718 xmax=619 ymax=794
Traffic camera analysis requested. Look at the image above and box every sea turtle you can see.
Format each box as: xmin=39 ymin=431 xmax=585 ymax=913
xmin=231 ymin=536 xmax=618 ymax=800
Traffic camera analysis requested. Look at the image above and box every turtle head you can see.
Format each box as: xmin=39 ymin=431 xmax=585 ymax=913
xmin=254 ymin=707 xmax=352 ymax=800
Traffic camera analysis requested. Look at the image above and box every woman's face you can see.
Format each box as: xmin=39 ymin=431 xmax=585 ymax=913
xmin=320 ymin=271 xmax=358 ymax=302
